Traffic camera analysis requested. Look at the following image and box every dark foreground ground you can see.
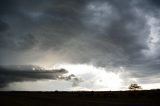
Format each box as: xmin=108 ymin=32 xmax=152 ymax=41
xmin=0 ymin=90 xmax=160 ymax=106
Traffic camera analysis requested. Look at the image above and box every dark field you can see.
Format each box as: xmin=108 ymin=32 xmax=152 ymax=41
xmin=0 ymin=90 xmax=160 ymax=106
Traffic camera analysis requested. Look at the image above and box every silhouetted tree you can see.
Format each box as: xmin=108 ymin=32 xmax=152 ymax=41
xmin=128 ymin=83 xmax=142 ymax=90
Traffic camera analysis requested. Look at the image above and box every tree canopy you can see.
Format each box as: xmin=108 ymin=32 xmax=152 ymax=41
xmin=128 ymin=83 xmax=142 ymax=90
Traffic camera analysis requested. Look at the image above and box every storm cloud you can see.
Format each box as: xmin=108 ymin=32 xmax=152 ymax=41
xmin=0 ymin=65 xmax=80 ymax=88
xmin=0 ymin=0 xmax=160 ymax=90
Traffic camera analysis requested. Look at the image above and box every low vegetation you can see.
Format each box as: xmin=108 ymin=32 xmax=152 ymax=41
xmin=0 ymin=90 xmax=159 ymax=106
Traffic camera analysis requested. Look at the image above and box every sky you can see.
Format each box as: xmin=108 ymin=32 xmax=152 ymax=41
xmin=0 ymin=0 xmax=160 ymax=91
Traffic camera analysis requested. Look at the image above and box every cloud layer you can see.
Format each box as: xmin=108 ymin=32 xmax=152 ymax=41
xmin=0 ymin=0 xmax=160 ymax=90
xmin=0 ymin=65 xmax=80 ymax=88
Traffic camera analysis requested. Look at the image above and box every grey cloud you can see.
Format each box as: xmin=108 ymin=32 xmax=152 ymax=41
xmin=13 ymin=34 xmax=36 ymax=50
xmin=0 ymin=0 xmax=160 ymax=87
xmin=0 ymin=0 xmax=16 ymax=15
xmin=149 ymin=0 xmax=160 ymax=7
xmin=0 ymin=0 xmax=87 ymax=51
xmin=0 ymin=65 xmax=79 ymax=88
xmin=0 ymin=20 xmax=9 ymax=32
xmin=59 ymin=0 xmax=150 ymax=67
xmin=0 ymin=34 xmax=36 ymax=50
xmin=59 ymin=74 xmax=82 ymax=87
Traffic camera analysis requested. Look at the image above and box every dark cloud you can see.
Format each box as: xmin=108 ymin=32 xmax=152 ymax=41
xmin=0 ymin=0 xmax=87 ymax=51
xmin=149 ymin=0 xmax=160 ymax=7
xmin=59 ymin=74 xmax=82 ymax=87
xmin=0 ymin=65 xmax=80 ymax=88
xmin=0 ymin=0 xmax=160 ymax=89
xmin=0 ymin=34 xmax=36 ymax=50
xmin=60 ymin=0 xmax=150 ymax=67
xmin=0 ymin=0 xmax=16 ymax=15
xmin=0 ymin=20 xmax=9 ymax=32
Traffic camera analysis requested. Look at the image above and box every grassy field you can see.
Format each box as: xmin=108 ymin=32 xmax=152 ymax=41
xmin=0 ymin=90 xmax=160 ymax=106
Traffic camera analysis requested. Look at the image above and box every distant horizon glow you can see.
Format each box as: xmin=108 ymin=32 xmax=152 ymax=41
xmin=53 ymin=64 xmax=123 ymax=90
xmin=21 ymin=63 xmax=156 ymax=91
xmin=1 ymin=63 xmax=160 ymax=91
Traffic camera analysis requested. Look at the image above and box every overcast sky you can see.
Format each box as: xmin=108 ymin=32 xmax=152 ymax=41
xmin=0 ymin=0 xmax=160 ymax=91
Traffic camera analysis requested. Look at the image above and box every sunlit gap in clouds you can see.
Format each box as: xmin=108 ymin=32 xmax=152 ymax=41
xmin=49 ymin=64 xmax=124 ymax=91
xmin=3 ymin=63 xmax=159 ymax=91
